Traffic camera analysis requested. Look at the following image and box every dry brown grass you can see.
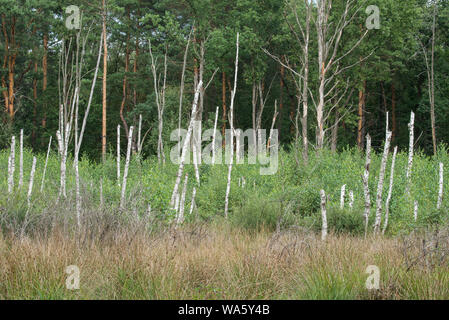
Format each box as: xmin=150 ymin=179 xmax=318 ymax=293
xmin=1 ymin=223 xmax=449 ymax=299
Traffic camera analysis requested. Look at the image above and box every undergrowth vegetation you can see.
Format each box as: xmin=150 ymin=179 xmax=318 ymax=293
xmin=0 ymin=145 xmax=448 ymax=236
xmin=1 ymin=145 xmax=449 ymax=299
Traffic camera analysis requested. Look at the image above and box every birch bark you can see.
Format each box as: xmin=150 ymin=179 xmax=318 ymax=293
xmin=383 ymin=146 xmax=398 ymax=234
xmin=362 ymin=134 xmax=372 ymax=238
xmin=320 ymin=189 xmax=327 ymax=241
xmin=373 ymin=131 xmax=392 ymax=234
xmin=224 ymin=33 xmax=240 ymax=218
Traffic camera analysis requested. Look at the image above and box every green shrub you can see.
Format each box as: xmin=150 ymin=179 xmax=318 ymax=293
xmin=230 ymin=196 xmax=281 ymax=232
xmin=303 ymin=207 xmax=365 ymax=236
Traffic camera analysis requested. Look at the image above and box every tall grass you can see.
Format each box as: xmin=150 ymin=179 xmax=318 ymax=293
xmin=1 ymin=223 xmax=449 ymax=299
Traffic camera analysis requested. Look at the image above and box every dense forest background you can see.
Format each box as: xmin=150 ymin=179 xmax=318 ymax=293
xmin=1 ymin=0 xmax=448 ymax=160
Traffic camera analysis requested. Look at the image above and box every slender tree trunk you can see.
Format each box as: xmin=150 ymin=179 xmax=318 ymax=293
xmin=373 ymin=130 xmax=392 ymax=234
xmin=120 ymin=126 xmax=134 ymax=208
xmin=224 ymin=33 xmax=239 ymax=218
xmin=8 ymin=135 xmax=15 ymax=194
xmin=189 ymin=187 xmax=197 ymax=216
xmin=222 ymin=71 xmax=227 ymax=140
xmin=40 ymin=136 xmax=52 ymax=192
xmin=302 ymin=7 xmax=310 ymax=162
xmin=170 ymin=81 xmax=203 ymax=207
xmin=414 ymin=200 xmax=419 ymax=222
xmin=120 ymin=31 xmax=130 ymax=141
xmin=42 ymin=33 xmax=48 ymax=128
xmin=430 ymin=3 xmax=437 ymax=155
xmin=212 ymin=106 xmax=219 ymax=164
xmin=102 ymin=0 xmax=108 ymax=161
xmin=437 ymin=162 xmax=444 ymax=210
xmin=320 ymin=189 xmax=327 ymax=241
xmin=177 ymin=174 xmax=189 ymax=225
xmin=391 ymin=82 xmax=397 ymax=142
xmin=278 ymin=61 xmax=284 ymax=140
xmin=383 ymin=146 xmax=398 ymax=234
xmin=32 ymin=61 xmax=38 ymax=146
xmin=117 ymin=125 xmax=121 ymax=186
xmin=340 ymin=184 xmax=346 ymax=209
xmin=406 ymin=112 xmax=415 ymax=195
xmin=27 ymin=156 xmax=37 ymax=208
xmin=362 ymin=134 xmax=372 ymax=238
xmin=252 ymin=81 xmax=257 ymax=150
xmin=357 ymin=80 xmax=366 ymax=149
xmin=18 ymin=129 xmax=23 ymax=189
xmin=179 ymin=31 xmax=191 ymax=152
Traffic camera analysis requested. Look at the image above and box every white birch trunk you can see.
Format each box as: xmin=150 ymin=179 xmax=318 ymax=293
xmin=120 ymin=126 xmax=134 ymax=208
xmin=192 ymin=125 xmax=201 ymax=185
xmin=362 ymin=134 xmax=372 ymax=238
xmin=224 ymin=33 xmax=240 ymax=218
xmin=19 ymin=129 xmax=23 ymax=189
xmin=27 ymin=157 xmax=37 ymax=208
xmin=137 ymin=114 xmax=142 ymax=154
xmin=170 ymin=81 xmax=203 ymax=207
xmin=177 ymin=174 xmax=189 ymax=225
xmin=406 ymin=112 xmax=415 ymax=194
xmin=75 ymin=154 xmax=81 ymax=228
xmin=117 ymin=124 xmax=121 ymax=186
xmin=267 ymin=100 xmax=278 ymax=150
xmin=40 ymin=136 xmax=52 ymax=192
xmin=437 ymin=162 xmax=444 ymax=209
xmin=189 ymin=187 xmax=197 ymax=216
xmin=320 ymin=189 xmax=327 ymax=241
xmin=383 ymin=146 xmax=398 ymax=235
xmin=414 ymin=200 xmax=418 ymax=222
xmin=374 ymin=131 xmax=392 ymax=234
xmin=174 ymin=192 xmax=180 ymax=213
xmin=235 ymin=129 xmax=242 ymax=164
xmin=8 ymin=135 xmax=16 ymax=194
xmin=212 ymin=106 xmax=219 ymax=165
xmin=349 ymin=190 xmax=354 ymax=209
xmin=340 ymin=184 xmax=346 ymax=209
xmin=100 ymin=178 xmax=104 ymax=209
xmin=56 ymin=130 xmax=65 ymax=198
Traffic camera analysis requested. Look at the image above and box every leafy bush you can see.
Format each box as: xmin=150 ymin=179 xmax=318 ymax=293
xmin=230 ymin=196 xmax=281 ymax=232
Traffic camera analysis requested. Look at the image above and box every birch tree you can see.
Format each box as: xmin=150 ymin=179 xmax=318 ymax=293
xmin=373 ymin=130 xmax=392 ymax=234
xmin=340 ymin=184 xmax=346 ymax=209
xmin=40 ymin=136 xmax=52 ymax=192
xmin=73 ymin=31 xmax=104 ymax=226
xmin=362 ymin=134 xmax=371 ymax=237
xmin=320 ymin=189 xmax=328 ymax=241
xmin=18 ymin=129 xmax=23 ymax=188
xmin=177 ymin=174 xmax=189 ymax=225
xmin=406 ymin=112 xmax=415 ymax=194
xmin=315 ymin=0 xmax=368 ymax=149
xmin=285 ymin=0 xmax=312 ymax=163
xmin=421 ymin=2 xmax=438 ymax=155
xmin=8 ymin=135 xmax=15 ymax=194
xmin=224 ymin=33 xmax=239 ymax=218
xmin=120 ymin=126 xmax=134 ymax=208
xmin=117 ymin=125 xmax=121 ymax=186
xmin=149 ymin=40 xmax=167 ymax=164
xmin=437 ymin=162 xmax=444 ymax=210
xmin=170 ymin=81 xmax=203 ymax=208
xmin=383 ymin=146 xmax=398 ymax=234
xmin=27 ymin=157 xmax=36 ymax=208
